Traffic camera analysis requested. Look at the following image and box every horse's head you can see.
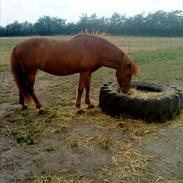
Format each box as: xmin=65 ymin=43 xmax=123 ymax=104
xmin=116 ymin=54 xmax=139 ymax=93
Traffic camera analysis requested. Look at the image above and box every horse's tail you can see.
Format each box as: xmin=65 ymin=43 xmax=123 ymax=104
xmin=11 ymin=48 xmax=32 ymax=105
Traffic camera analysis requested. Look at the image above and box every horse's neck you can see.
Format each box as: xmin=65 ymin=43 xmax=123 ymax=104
xmin=100 ymin=50 xmax=122 ymax=69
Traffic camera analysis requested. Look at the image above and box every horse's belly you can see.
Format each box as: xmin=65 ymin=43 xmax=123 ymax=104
xmin=39 ymin=57 xmax=97 ymax=76
xmin=40 ymin=66 xmax=77 ymax=76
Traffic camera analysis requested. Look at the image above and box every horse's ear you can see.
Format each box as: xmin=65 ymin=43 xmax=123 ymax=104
xmin=125 ymin=63 xmax=133 ymax=72
xmin=126 ymin=62 xmax=140 ymax=75
xmin=126 ymin=63 xmax=132 ymax=69
xmin=132 ymin=62 xmax=140 ymax=75
xmin=122 ymin=54 xmax=140 ymax=75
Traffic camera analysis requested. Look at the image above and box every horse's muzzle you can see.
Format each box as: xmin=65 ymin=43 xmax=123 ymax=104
xmin=120 ymin=88 xmax=130 ymax=94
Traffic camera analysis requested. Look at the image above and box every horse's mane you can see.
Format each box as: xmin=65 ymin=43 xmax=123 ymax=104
xmin=73 ymin=32 xmax=108 ymax=42
xmin=73 ymin=32 xmax=122 ymax=53
xmin=75 ymin=30 xmax=107 ymax=38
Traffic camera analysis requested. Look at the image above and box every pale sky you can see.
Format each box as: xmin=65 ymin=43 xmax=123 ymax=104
xmin=0 ymin=0 xmax=182 ymax=26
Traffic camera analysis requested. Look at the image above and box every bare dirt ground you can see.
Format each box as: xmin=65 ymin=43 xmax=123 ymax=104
xmin=1 ymin=67 xmax=183 ymax=183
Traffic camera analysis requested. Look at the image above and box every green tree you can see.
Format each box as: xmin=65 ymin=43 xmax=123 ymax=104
xmin=5 ymin=21 xmax=22 ymax=36
xmin=0 ymin=26 xmax=5 ymax=36
xmin=107 ymin=12 xmax=125 ymax=34
xmin=77 ymin=13 xmax=107 ymax=33
xmin=0 ymin=11 xmax=183 ymax=37
xmin=34 ymin=16 xmax=66 ymax=35
xmin=20 ymin=22 xmax=34 ymax=36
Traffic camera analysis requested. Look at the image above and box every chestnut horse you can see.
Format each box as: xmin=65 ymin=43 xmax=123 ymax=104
xmin=11 ymin=34 xmax=139 ymax=113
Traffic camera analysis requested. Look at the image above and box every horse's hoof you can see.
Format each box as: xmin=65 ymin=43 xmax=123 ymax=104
xmin=77 ymin=109 xmax=85 ymax=114
xmin=38 ymin=107 xmax=44 ymax=114
xmin=22 ymin=105 xmax=28 ymax=110
xmin=88 ymin=104 xmax=95 ymax=109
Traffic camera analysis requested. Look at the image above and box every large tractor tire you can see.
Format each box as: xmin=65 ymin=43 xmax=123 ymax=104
xmin=99 ymin=81 xmax=183 ymax=122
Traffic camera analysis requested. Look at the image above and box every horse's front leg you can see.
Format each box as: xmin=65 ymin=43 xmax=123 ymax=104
xmin=85 ymin=74 xmax=95 ymax=109
xmin=76 ymin=72 xmax=88 ymax=113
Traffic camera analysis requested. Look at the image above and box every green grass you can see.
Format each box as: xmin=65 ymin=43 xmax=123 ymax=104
xmin=69 ymin=140 xmax=79 ymax=151
xmin=128 ymin=48 xmax=183 ymax=83
xmin=100 ymin=137 xmax=112 ymax=150
xmin=54 ymin=125 xmax=69 ymax=134
xmin=0 ymin=37 xmax=29 ymax=65
xmin=10 ymin=120 xmax=43 ymax=145
xmin=130 ymin=48 xmax=183 ymax=64
xmin=0 ymin=38 xmax=25 ymax=52
xmin=0 ymin=64 xmax=10 ymax=71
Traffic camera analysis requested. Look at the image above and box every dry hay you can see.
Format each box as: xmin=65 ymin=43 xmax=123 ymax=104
xmin=95 ymin=143 xmax=154 ymax=183
xmin=119 ymin=88 xmax=166 ymax=99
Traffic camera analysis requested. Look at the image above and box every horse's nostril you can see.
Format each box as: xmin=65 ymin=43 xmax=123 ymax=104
xmin=123 ymin=90 xmax=128 ymax=94
xmin=120 ymin=88 xmax=129 ymax=94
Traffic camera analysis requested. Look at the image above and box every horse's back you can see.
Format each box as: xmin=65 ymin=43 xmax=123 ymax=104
xmin=13 ymin=38 xmax=64 ymax=69
xmin=14 ymin=38 xmax=56 ymax=56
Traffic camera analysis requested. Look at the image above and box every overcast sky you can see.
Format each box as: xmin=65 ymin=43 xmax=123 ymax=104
xmin=0 ymin=0 xmax=182 ymax=26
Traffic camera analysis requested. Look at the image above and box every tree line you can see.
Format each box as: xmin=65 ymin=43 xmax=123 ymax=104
xmin=0 ymin=10 xmax=183 ymax=37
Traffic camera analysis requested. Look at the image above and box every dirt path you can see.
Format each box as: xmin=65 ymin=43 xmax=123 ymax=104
xmin=138 ymin=127 xmax=183 ymax=182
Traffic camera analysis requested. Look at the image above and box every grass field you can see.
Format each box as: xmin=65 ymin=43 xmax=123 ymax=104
xmin=0 ymin=35 xmax=183 ymax=183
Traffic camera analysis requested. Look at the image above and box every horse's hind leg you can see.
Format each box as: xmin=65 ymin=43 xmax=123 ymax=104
xmin=85 ymin=74 xmax=95 ymax=109
xmin=27 ymin=70 xmax=44 ymax=113
xmin=19 ymin=92 xmax=28 ymax=110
